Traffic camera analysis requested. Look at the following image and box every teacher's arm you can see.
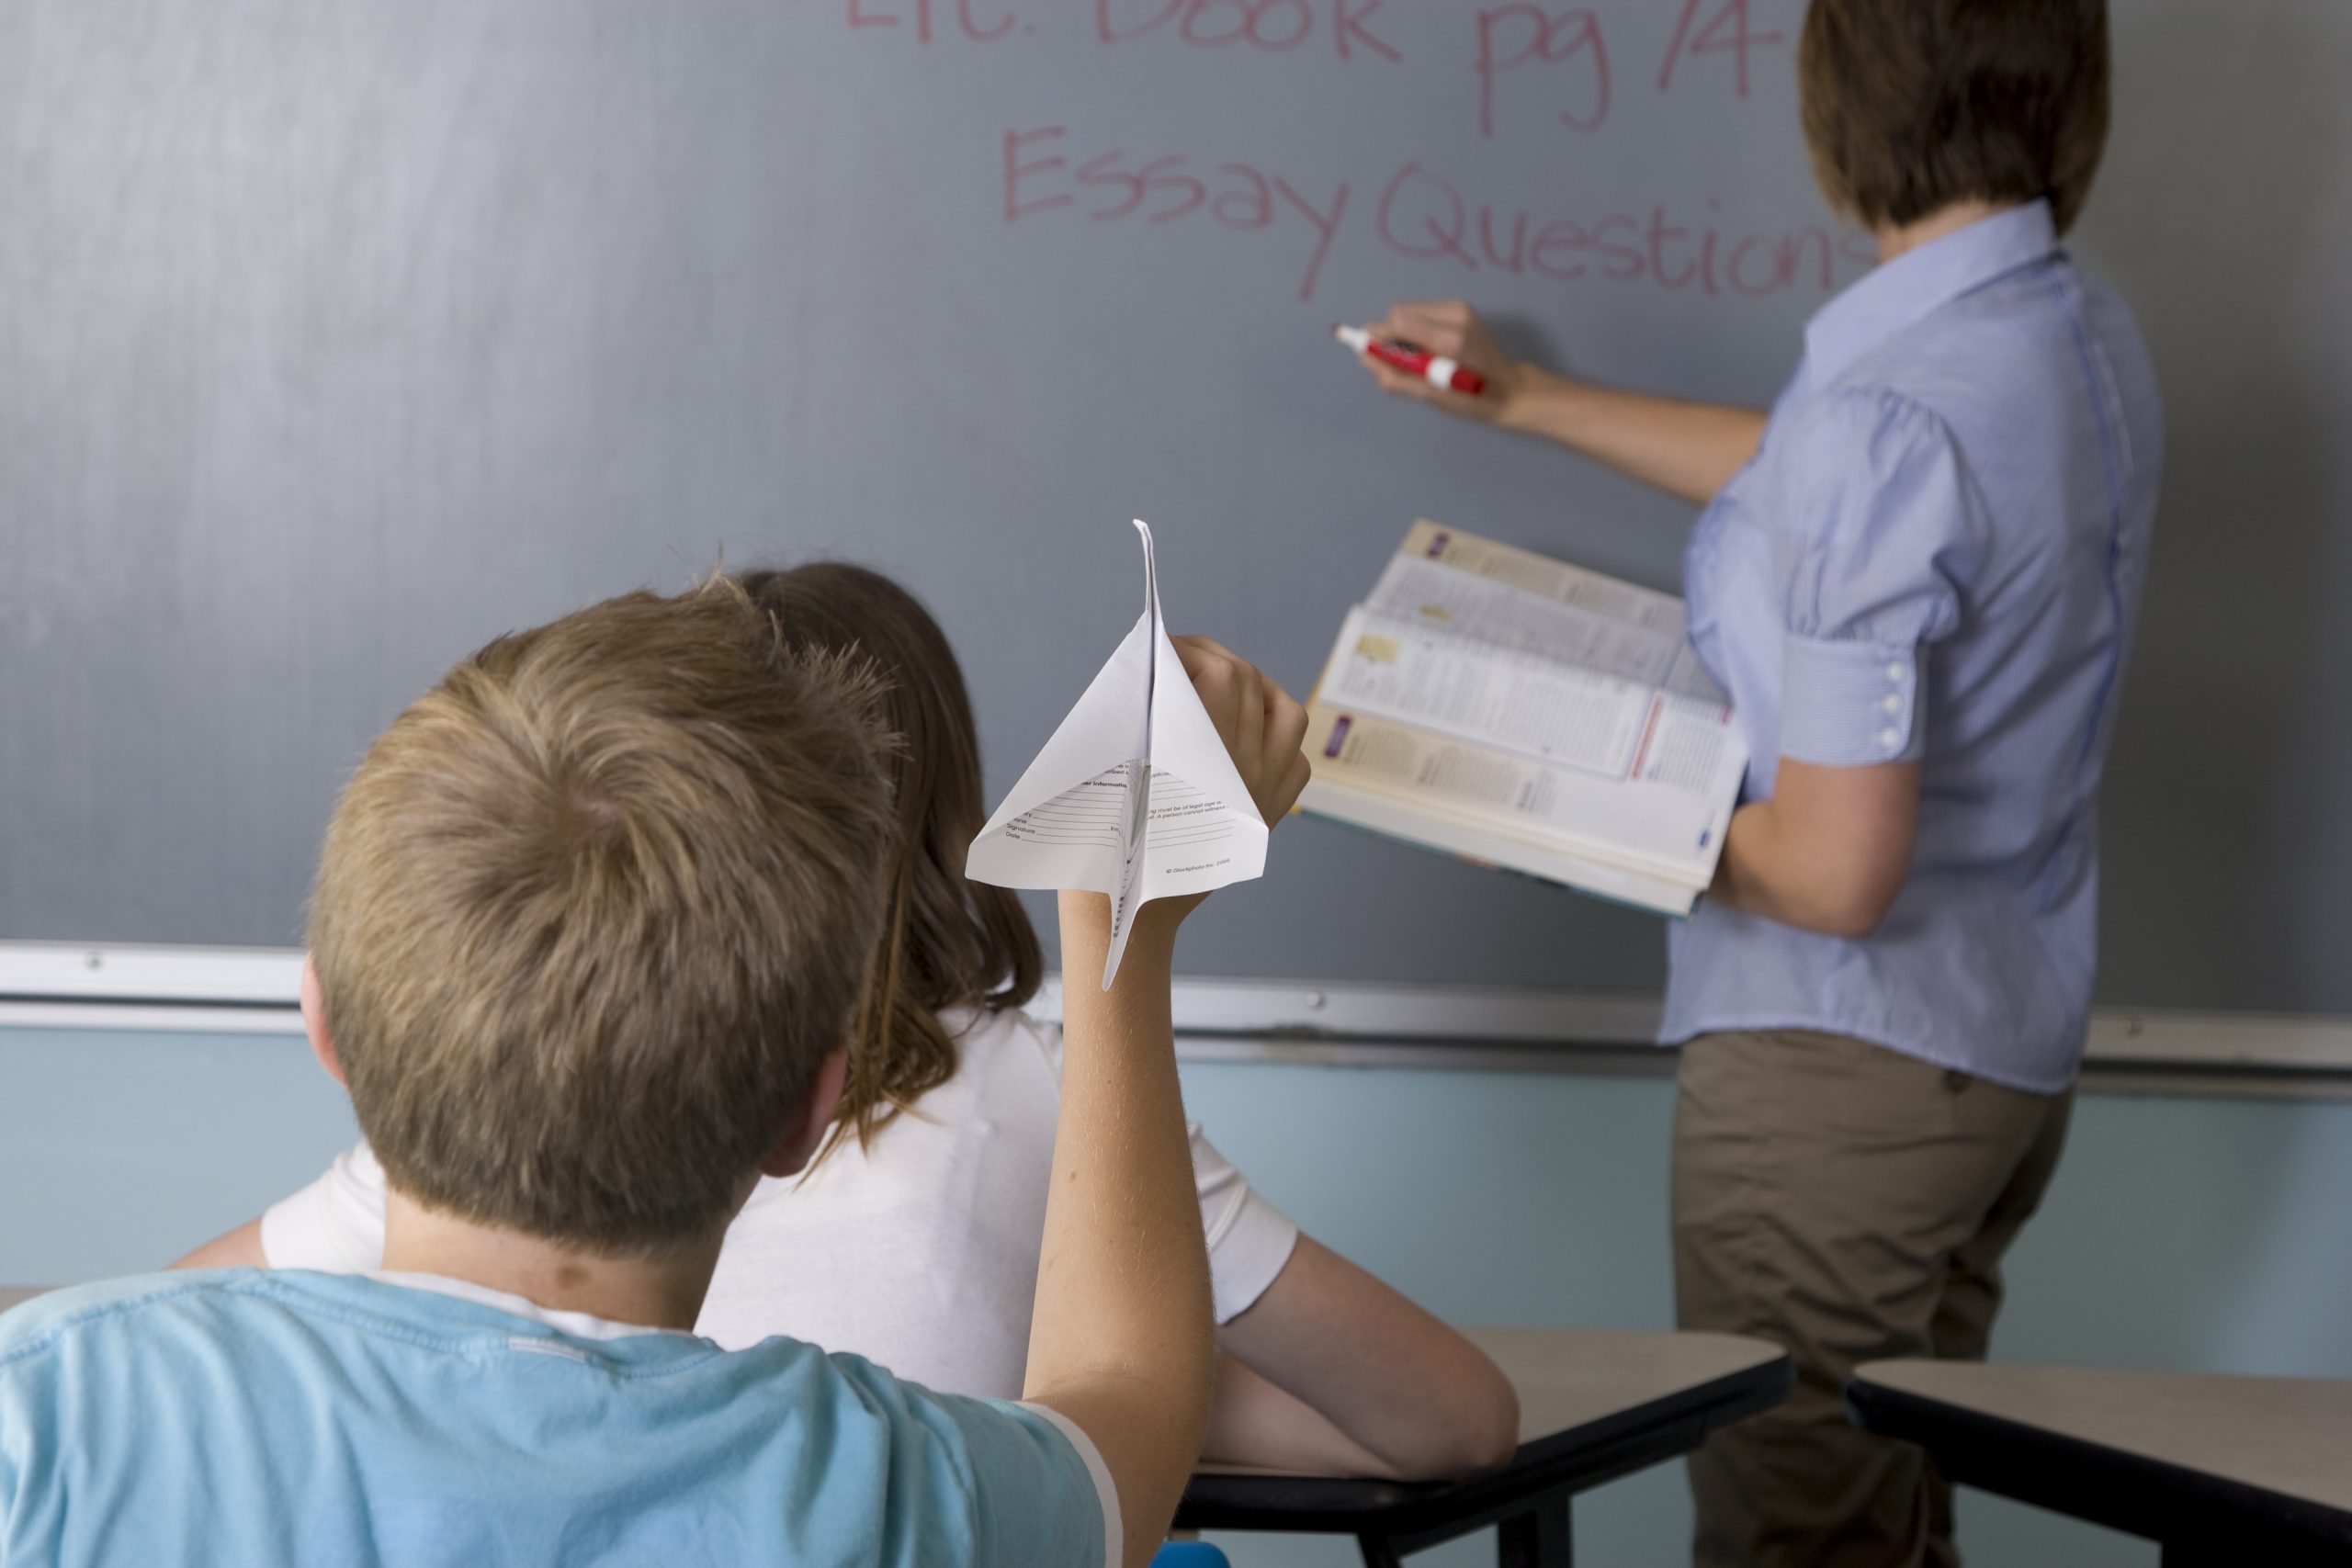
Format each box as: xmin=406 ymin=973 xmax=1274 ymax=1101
xmin=1711 ymin=761 xmax=1919 ymax=938
xmin=1354 ymin=300 xmax=1767 ymax=507
xmin=1711 ymin=394 xmax=1980 ymax=941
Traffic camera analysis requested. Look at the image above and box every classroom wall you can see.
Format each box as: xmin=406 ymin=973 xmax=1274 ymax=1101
xmin=3 ymin=1023 xmax=2346 ymax=1566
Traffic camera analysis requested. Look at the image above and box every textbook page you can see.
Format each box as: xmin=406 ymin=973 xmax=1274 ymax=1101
xmin=1321 ymin=606 xmax=1656 ymax=779
xmin=1304 ymin=698 xmax=1737 ymax=886
xmin=1299 ymin=708 xmax=1709 ymax=914
xmin=1299 ymin=521 xmax=1746 ymax=913
xmin=1366 ymin=519 xmax=1725 ymax=703
xmin=967 ymin=520 xmax=1269 ymax=986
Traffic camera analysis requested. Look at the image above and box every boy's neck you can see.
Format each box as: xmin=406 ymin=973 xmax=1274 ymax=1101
xmin=379 ymin=1187 xmax=722 ymax=1333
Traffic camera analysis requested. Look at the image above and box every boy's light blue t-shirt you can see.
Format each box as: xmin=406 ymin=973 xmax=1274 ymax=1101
xmin=0 ymin=1269 xmax=1117 ymax=1567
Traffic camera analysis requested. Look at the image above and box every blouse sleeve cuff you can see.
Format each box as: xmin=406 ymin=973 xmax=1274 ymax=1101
xmin=1780 ymin=634 xmax=1926 ymax=766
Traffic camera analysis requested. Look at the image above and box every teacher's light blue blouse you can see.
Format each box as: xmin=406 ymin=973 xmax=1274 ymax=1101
xmin=1662 ymin=202 xmax=2164 ymax=1093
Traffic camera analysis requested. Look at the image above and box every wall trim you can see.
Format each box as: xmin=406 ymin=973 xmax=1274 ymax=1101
xmin=5 ymin=943 xmax=2350 ymax=1085
xmin=0 ymin=943 xmax=307 ymax=1006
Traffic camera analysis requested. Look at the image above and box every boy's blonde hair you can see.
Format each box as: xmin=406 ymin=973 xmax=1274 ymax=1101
xmin=307 ymin=577 xmax=895 ymax=1254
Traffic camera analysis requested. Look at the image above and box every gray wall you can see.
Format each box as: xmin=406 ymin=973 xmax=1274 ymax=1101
xmin=4 ymin=1022 xmax=2347 ymax=1565
xmin=4 ymin=1 xmax=2348 ymax=1010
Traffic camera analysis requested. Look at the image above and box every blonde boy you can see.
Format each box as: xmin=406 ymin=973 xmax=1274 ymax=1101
xmin=0 ymin=580 xmax=1310 ymax=1568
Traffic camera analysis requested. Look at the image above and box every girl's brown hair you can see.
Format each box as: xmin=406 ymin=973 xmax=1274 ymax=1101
xmin=737 ymin=563 xmax=1043 ymax=1154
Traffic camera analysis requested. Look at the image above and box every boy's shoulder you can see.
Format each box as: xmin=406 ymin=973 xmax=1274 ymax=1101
xmin=1 ymin=1273 xmax=194 ymax=1353
xmin=2 ymin=1268 xmax=637 ymax=1355
xmin=1 ymin=1270 xmax=1117 ymax=1568
xmin=0 ymin=1270 xmax=299 ymax=1369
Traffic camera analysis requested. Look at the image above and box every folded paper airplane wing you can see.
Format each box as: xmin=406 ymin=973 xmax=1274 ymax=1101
xmin=967 ymin=520 xmax=1268 ymax=987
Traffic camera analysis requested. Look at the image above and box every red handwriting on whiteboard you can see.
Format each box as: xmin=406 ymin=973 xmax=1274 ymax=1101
xmin=849 ymin=0 xmax=1016 ymax=44
xmin=1657 ymin=0 xmax=1782 ymax=96
xmin=1004 ymin=128 xmax=1352 ymax=300
xmin=1374 ymin=161 xmax=1860 ymax=295
xmin=1008 ymin=133 xmax=1870 ymax=302
xmin=1096 ymin=0 xmax=1401 ymax=61
xmin=1475 ymin=6 xmax=1610 ymax=137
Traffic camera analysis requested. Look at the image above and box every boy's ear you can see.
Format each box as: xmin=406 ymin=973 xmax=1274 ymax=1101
xmin=300 ymin=954 xmax=347 ymax=1088
xmin=760 ymin=1046 xmax=850 ymax=1179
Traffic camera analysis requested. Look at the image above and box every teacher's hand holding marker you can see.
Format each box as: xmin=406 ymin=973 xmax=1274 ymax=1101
xmin=1334 ymin=5 xmax=2161 ymax=1567
xmin=1340 ymin=300 xmax=1763 ymax=508
xmin=1338 ymin=307 xmax=1514 ymax=425
xmin=1333 ymin=319 xmax=1502 ymax=404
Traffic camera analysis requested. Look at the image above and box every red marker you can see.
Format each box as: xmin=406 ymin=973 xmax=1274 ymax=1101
xmin=1334 ymin=323 xmax=1487 ymax=396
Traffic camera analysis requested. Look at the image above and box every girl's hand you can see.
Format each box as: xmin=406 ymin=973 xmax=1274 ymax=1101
xmin=1114 ymin=636 xmax=1311 ymax=937
xmin=1168 ymin=635 xmax=1311 ymax=827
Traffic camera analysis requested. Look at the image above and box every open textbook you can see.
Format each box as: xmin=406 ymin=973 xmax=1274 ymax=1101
xmin=1298 ymin=521 xmax=1747 ymax=917
xmin=967 ymin=521 xmax=1270 ymax=987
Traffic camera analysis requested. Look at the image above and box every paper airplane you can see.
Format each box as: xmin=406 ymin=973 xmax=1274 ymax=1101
xmin=967 ymin=520 xmax=1271 ymax=987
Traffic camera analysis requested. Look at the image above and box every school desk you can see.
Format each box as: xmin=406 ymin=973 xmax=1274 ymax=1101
xmin=1848 ymin=1359 xmax=2352 ymax=1567
xmin=1176 ymin=1326 xmax=1792 ymax=1567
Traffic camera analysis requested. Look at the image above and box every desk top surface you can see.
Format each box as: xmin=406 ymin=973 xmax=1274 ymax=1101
xmin=0 ymin=1288 xmax=41 ymax=1316
xmin=1179 ymin=1327 xmax=1790 ymax=1536
xmin=1192 ymin=1327 xmax=1786 ymax=1480
xmin=1853 ymin=1359 xmax=2352 ymax=1516
xmin=1462 ymin=1327 xmax=1782 ymax=1452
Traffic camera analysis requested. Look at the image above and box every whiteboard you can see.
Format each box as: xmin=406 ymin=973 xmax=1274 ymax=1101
xmin=2 ymin=0 xmax=2347 ymax=1013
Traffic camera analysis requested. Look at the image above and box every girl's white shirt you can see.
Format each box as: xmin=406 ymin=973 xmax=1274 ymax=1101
xmin=261 ymin=1006 xmax=1298 ymax=1400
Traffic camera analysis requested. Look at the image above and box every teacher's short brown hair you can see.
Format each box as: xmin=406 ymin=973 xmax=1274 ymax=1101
xmin=1800 ymin=0 xmax=2110 ymax=236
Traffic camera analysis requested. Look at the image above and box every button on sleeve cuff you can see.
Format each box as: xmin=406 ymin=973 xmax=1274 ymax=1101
xmin=1780 ymin=634 xmax=1925 ymax=765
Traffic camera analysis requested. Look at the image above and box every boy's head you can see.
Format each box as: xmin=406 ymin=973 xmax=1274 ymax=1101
xmin=1800 ymin=0 xmax=2110 ymax=235
xmin=305 ymin=576 xmax=895 ymax=1255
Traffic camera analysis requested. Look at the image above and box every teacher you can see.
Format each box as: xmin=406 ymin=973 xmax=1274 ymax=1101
xmin=1352 ymin=3 xmax=2160 ymax=1565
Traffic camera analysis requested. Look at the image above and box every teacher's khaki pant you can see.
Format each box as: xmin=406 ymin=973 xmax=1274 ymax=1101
xmin=1673 ymin=1028 xmax=2073 ymax=1568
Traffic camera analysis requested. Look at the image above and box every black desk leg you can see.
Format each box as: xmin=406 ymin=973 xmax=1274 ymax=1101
xmin=1497 ymin=1489 xmax=1575 ymax=1568
xmin=1356 ymin=1531 xmax=1408 ymax=1568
